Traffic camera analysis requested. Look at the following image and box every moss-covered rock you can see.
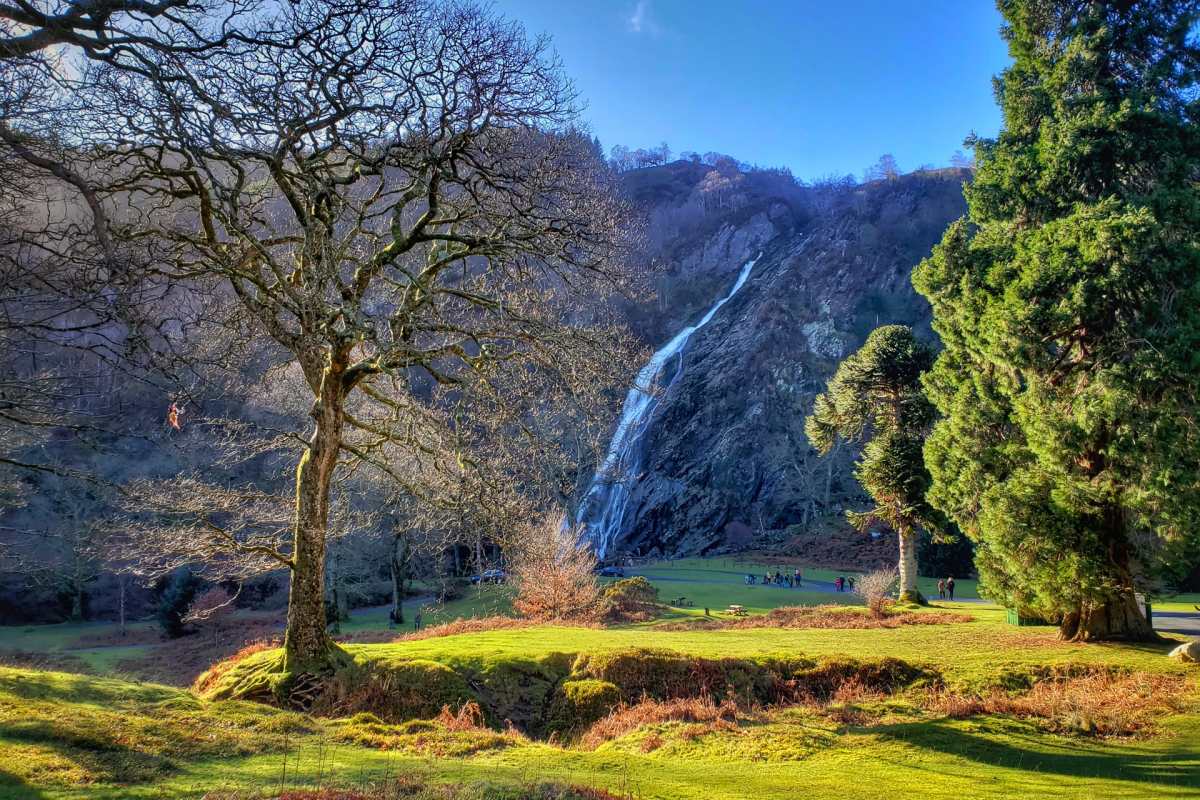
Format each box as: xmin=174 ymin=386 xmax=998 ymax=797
xmin=547 ymin=679 xmax=621 ymax=738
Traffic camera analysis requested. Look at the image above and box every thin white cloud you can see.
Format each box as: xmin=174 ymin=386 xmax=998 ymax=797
xmin=626 ymin=0 xmax=660 ymax=36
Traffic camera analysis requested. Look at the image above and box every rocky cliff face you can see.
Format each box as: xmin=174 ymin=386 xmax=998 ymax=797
xmin=596 ymin=165 xmax=969 ymax=557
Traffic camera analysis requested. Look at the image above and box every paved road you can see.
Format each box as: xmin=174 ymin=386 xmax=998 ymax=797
xmin=1153 ymin=610 xmax=1200 ymax=638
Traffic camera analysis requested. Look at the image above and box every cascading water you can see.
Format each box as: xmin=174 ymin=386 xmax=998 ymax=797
xmin=575 ymin=256 xmax=760 ymax=557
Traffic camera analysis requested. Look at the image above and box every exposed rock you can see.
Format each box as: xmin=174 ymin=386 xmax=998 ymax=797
xmin=678 ymin=211 xmax=779 ymax=277
xmin=599 ymin=168 xmax=970 ymax=557
xmin=1169 ymin=640 xmax=1200 ymax=663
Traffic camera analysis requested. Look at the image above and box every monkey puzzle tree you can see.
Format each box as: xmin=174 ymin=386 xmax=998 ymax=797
xmin=805 ymin=325 xmax=940 ymax=604
xmin=913 ymin=0 xmax=1200 ymax=641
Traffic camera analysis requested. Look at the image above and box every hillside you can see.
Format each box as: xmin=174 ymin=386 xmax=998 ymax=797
xmin=595 ymin=164 xmax=970 ymax=557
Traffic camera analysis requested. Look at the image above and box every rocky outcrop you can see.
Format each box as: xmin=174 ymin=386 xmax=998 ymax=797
xmin=677 ymin=209 xmax=781 ymax=277
xmin=596 ymin=167 xmax=969 ymax=557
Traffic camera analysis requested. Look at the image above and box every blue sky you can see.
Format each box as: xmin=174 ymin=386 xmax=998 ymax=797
xmin=495 ymin=0 xmax=1011 ymax=180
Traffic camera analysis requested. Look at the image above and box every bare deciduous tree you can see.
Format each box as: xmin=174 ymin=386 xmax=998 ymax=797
xmin=71 ymin=0 xmax=636 ymax=678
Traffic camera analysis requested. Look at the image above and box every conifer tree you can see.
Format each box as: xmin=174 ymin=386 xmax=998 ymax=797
xmin=806 ymin=325 xmax=940 ymax=603
xmin=913 ymin=0 xmax=1200 ymax=640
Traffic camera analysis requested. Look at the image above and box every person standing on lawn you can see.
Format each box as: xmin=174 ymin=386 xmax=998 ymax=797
xmin=946 ymin=577 xmax=956 ymax=601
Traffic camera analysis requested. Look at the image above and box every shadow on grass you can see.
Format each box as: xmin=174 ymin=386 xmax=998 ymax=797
xmin=872 ymin=717 xmax=1200 ymax=788
xmin=0 ymin=718 xmax=177 ymax=784
xmin=0 ymin=770 xmax=47 ymax=800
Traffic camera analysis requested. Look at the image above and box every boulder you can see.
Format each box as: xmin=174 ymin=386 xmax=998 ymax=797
xmin=1169 ymin=640 xmax=1200 ymax=663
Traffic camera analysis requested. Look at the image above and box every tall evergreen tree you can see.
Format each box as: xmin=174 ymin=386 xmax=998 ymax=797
xmin=913 ymin=0 xmax=1200 ymax=640
xmin=806 ymin=325 xmax=940 ymax=603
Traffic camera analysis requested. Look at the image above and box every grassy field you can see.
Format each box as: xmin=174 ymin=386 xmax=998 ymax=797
xmin=2 ymin=612 xmax=1198 ymax=800
xmin=1 ymin=559 xmax=1198 ymax=800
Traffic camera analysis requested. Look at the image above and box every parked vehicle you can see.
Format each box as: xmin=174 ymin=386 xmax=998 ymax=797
xmin=469 ymin=569 xmax=508 ymax=585
xmin=596 ymin=565 xmax=625 ymax=578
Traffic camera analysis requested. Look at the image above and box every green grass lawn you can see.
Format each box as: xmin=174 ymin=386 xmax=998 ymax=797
xmin=345 ymin=605 xmax=1189 ymax=687
xmin=2 ymin=558 xmax=1199 ymax=799
xmin=0 ymin=558 xmax=1186 ymax=680
xmin=2 ymin=607 xmax=1199 ymax=800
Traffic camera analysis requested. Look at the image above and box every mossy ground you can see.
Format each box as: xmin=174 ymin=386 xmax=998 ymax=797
xmin=2 ymin=559 xmax=1199 ymax=799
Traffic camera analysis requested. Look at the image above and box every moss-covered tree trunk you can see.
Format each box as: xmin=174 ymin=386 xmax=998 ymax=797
xmin=283 ymin=359 xmax=348 ymax=673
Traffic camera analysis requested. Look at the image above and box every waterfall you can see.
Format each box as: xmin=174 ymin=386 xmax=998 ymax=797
xmin=575 ymin=256 xmax=760 ymax=557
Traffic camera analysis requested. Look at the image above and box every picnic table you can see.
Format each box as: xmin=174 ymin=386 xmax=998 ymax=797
xmin=725 ymin=604 xmax=748 ymax=617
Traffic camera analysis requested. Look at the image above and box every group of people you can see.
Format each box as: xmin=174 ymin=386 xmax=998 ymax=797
xmin=937 ymin=576 xmax=957 ymax=600
xmin=743 ymin=569 xmax=862 ymax=594
xmin=746 ymin=568 xmax=804 ymax=588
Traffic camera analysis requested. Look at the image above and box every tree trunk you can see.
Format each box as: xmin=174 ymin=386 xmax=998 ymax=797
xmin=1060 ymin=591 xmax=1157 ymax=642
xmin=324 ymin=548 xmax=347 ymax=634
xmin=70 ymin=558 xmax=84 ymax=622
xmin=390 ymin=533 xmax=409 ymax=625
xmin=896 ymin=528 xmax=924 ymax=604
xmin=824 ymin=456 xmax=832 ymax=509
xmin=118 ymin=574 xmax=126 ymax=637
xmin=282 ymin=360 xmax=348 ymax=673
xmin=1059 ymin=507 xmax=1158 ymax=643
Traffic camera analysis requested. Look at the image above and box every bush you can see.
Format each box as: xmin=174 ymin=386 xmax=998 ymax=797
xmin=580 ymin=695 xmax=741 ymax=749
xmin=924 ymin=668 xmax=1188 ymax=737
xmin=547 ymin=679 xmax=622 ymax=738
xmin=784 ymin=656 xmax=931 ymax=703
xmin=511 ymin=515 xmax=602 ymax=622
xmin=155 ymin=568 xmax=202 ymax=639
xmin=854 ymin=569 xmax=897 ymax=618
xmin=601 ymin=577 xmax=660 ymax=621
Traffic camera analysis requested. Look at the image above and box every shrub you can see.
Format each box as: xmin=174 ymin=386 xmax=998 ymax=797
xmin=547 ymin=679 xmax=622 ymax=738
xmin=783 ymin=656 xmax=931 ymax=703
xmin=435 ymin=700 xmax=489 ymax=731
xmin=657 ymin=605 xmax=972 ymax=631
xmin=601 ymin=577 xmax=660 ymax=622
xmin=510 ymin=514 xmax=602 ymax=622
xmin=854 ymin=569 xmax=897 ymax=618
xmin=155 ymin=568 xmax=202 ymax=639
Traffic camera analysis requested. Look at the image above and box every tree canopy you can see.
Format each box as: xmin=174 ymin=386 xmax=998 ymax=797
xmin=805 ymin=324 xmax=939 ymax=603
xmin=912 ymin=0 xmax=1200 ymax=640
